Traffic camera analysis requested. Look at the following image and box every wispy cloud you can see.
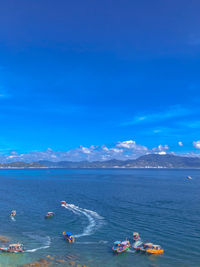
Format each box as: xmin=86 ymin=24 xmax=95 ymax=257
xmin=122 ymin=106 xmax=192 ymax=126
xmin=0 ymin=86 xmax=11 ymax=99
xmin=188 ymin=34 xmax=200 ymax=46
xmin=180 ymin=120 xmax=200 ymax=129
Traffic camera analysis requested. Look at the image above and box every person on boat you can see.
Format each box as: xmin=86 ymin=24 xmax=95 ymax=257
xmin=133 ymin=232 xmax=140 ymax=241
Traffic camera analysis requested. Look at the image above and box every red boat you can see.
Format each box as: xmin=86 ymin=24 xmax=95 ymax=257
xmin=61 ymin=201 xmax=67 ymax=206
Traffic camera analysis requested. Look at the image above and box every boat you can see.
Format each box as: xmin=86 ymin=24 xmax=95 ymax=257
xmin=0 ymin=243 xmax=24 ymax=253
xmin=132 ymin=240 xmax=143 ymax=250
xmin=187 ymin=176 xmax=192 ymax=180
xmin=45 ymin=212 xmax=55 ymax=219
xmin=112 ymin=240 xmax=130 ymax=253
xmin=146 ymin=244 xmax=164 ymax=254
xmin=61 ymin=201 xmax=67 ymax=206
xmin=10 ymin=210 xmax=16 ymax=217
xmin=133 ymin=232 xmax=140 ymax=241
xmin=112 ymin=241 xmax=121 ymax=252
xmin=63 ymin=232 xmax=75 ymax=243
xmin=138 ymin=242 xmax=154 ymax=253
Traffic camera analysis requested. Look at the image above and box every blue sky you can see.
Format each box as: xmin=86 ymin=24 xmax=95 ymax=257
xmin=0 ymin=0 xmax=200 ymax=161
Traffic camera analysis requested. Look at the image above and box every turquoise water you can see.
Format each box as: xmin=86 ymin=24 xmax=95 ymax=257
xmin=0 ymin=169 xmax=200 ymax=266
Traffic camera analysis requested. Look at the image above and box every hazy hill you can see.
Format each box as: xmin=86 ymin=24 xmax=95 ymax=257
xmin=39 ymin=154 xmax=200 ymax=168
xmin=1 ymin=154 xmax=200 ymax=168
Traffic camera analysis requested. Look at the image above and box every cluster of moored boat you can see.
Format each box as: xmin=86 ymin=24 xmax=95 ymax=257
xmin=112 ymin=232 xmax=164 ymax=255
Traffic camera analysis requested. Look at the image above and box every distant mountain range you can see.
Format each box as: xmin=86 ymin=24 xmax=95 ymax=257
xmin=1 ymin=154 xmax=200 ymax=168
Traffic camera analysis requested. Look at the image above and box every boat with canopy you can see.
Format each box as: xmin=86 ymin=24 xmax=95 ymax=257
xmin=0 ymin=243 xmax=24 ymax=253
xmin=63 ymin=232 xmax=75 ymax=243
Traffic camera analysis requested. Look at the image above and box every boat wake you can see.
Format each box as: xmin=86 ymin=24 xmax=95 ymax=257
xmin=10 ymin=216 xmax=16 ymax=222
xmin=76 ymin=240 xmax=108 ymax=244
xmin=127 ymin=249 xmax=136 ymax=253
xmin=24 ymin=233 xmax=51 ymax=253
xmin=62 ymin=203 xmax=105 ymax=238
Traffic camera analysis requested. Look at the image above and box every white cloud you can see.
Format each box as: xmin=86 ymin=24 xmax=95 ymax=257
xmin=158 ymin=151 xmax=167 ymax=155
xmin=153 ymin=144 xmax=169 ymax=151
xmin=101 ymin=145 xmax=109 ymax=151
xmin=116 ymin=140 xmax=136 ymax=149
xmin=159 ymin=145 xmax=169 ymax=151
xmin=193 ymin=141 xmax=200 ymax=149
xmin=178 ymin=141 xmax=183 ymax=147
xmin=80 ymin=146 xmax=91 ymax=154
xmin=0 ymin=141 xmax=177 ymax=163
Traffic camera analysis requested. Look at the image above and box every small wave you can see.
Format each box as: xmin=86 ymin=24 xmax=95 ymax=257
xmin=76 ymin=240 xmax=108 ymax=244
xmin=76 ymin=241 xmax=98 ymax=244
xmin=127 ymin=249 xmax=136 ymax=253
xmin=23 ymin=233 xmax=51 ymax=253
xmin=99 ymin=240 xmax=108 ymax=244
xmin=62 ymin=203 xmax=105 ymax=238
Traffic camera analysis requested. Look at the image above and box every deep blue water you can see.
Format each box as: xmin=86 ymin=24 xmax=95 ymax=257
xmin=0 ymin=169 xmax=200 ymax=267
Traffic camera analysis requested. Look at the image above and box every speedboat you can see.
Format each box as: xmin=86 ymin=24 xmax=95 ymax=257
xmin=10 ymin=210 xmax=16 ymax=217
xmin=0 ymin=243 xmax=24 ymax=253
xmin=146 ymin=244 xmax=164 ymax=254
xmin=137 ymin=242 xmax=154 ymax=253
xmin=63 ymin=232 xmax=75 ymax=243
xmin=61 ymin=201 xmax=67 ymax=206
xmin=187 ymin=176 xmax=192 ymax=180
xmin=112 ymin=240 xmax=130 ymax=253
xmin=45 ymin=212 xmax=55 ymax=219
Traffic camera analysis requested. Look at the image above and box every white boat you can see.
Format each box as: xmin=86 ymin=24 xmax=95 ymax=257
xmin=10 ymin=210 xmax=16 ymax=217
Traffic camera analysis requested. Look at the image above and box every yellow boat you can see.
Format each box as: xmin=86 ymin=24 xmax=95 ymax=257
xmin=146 ymin=245 xmax=164 ymax=254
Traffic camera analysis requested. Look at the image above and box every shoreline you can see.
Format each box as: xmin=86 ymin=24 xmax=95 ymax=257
xmin=0 ymin=167 xmax=199 ymax=169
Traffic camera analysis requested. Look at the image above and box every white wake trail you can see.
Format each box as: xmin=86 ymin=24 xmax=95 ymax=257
xmin=26 ymin=245 xmax=49 ymax=253
xmin=62 ymin=203 xmax=105 ymax=238
xmin=24 ymin=234 xmax=51 ymax=253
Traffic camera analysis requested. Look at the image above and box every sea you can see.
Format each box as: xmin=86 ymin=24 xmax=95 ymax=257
xmin=0 ymin=168 xmax=199 ymax=267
